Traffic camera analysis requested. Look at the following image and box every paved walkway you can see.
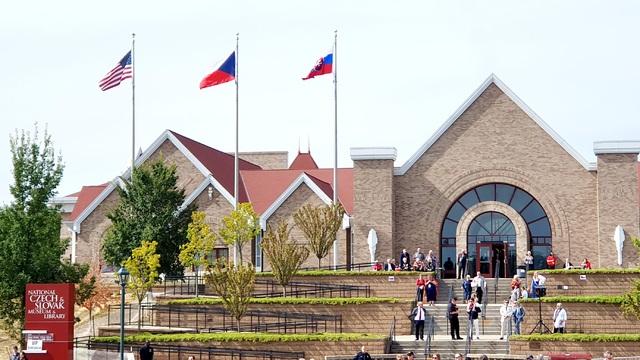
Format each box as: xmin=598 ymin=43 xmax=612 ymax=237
xmin=396 ymin=334 xmax=507 ymax=341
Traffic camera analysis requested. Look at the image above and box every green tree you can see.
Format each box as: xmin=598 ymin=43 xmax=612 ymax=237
xmin=260 ymin=220 xmax=309 ymax=296
xmin=122 ymin=240 xmax=160 ymax=332
xmin=218 ymin=203 xmax=260 ymax=264
xmin=179 ymin=211 xmax=217 ymax=297
xmin=0 ymin=125 xmax=88 ymax=341
xmin=203 ymin=259 xmax=255 ymax=332
xmin=101 ymin=155 xmax=197 ymax=276
xmin=292 ymin=202 xmax=345 ymax=269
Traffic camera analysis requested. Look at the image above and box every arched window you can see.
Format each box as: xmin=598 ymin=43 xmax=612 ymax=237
xmin=441 ymin=184 xmax=552 ymax=276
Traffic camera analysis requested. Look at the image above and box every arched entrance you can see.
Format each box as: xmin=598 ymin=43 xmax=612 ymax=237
xmin=440 ymin=183 xmax=552 ymax=278
xmin=467 ymin=212 xmax=515 ymax=278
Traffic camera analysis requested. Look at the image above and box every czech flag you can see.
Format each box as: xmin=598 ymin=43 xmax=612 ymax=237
xmin=200 ymin=51 xmax=236 ymax=89
xmin=302 ymin=45 xmax=334 ymax=80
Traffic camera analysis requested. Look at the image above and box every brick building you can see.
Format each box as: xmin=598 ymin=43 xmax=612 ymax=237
xmin=55 ymin=74 xmax=640 ymax=276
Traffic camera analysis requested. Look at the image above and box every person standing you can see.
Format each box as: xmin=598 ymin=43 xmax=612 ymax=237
xmin=499 ymin=299 xmax=512 ymax=340
xmin=467 ymin=298 xmax=481 ymax=340
xmin=462 ymin=275 xmax=472 ymax=302
xmin=474 ymin=271 xmax=486 ymax=304
xmin=414 ymin=248 xmax=425 ymax=263
xmin=512 ymin=301 xmax=525 ymax=335
xmin=400 ymin=249 xmax=411 ymax=268
xmin=457 ymin=250 xmax=468 ymax=279
xmin=140 ymin=340 xmax=154 ymax=360
xmin=352 ymin=346 xmax=372 ymax=360
xmin=425 ymin=274 xmax=438 ymax=306
xmin=415 ymin=274 xmax=426 ymax=302
xmin=10 ymin=346 xmax=20 ymax=360
xmin=546 ymin=252 xmax=557 ymax=270
xmin=530 ymin=271 xmax=546 ymax=298
xmin=524 ymin=251 xmax=534 ymax=272
xmin=552 ymin=303 xmax=567 ymax=333
xmin=448 ymin=297 xmax=463 ymax=340
xmin=411 ymin=301 xmax=427 ymax=340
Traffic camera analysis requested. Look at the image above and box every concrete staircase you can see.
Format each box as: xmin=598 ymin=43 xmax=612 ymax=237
xmin=390 ymin=278 xmax=518 ymax=358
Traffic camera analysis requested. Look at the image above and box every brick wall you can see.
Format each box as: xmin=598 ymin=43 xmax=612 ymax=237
xmin=152 ymin=301 xmax=413 ymax=334
xmin=123 ymin=339 xmax=386 ymax=360
xmin=525 ymin=272 xmax=639 ymax=297
xmin=392 ymin=83 xmax=598 ymax=269
xmin=519 ymin=302 xmax=640 ymax=334
xmin=237 ymin=151 xmax=288 ymax=170
xmin=353 ymin=159 xmax=395 ymax=264
xmin=510 ymin=338 xmax=640 ymax=357
xmin=596 ymin=153 xmax=640 ymax=269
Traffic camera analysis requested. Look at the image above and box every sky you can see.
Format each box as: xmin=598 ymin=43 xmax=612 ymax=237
xmin=1 ymin=1 xmax=640 ymax=205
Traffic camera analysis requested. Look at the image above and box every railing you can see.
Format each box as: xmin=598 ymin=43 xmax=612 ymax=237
xmin=423 ymin=315 xmax=435 ymax=358
xmin=74 ymin=337 xmax=305 ymax=360
xmin=385 ymin=316 xmax=396 ymax=354
xmin=494 ymin=260 xmax=500 ymax=304
xmin=254 ymin=279 xmax=370 ymax=298
xmin=445 ymin=284 xmax=454 ymax=335
xmin=107 ymin=303 xmax=343 ymax=334
xmin=298 ymin=261 xmax=375 ymax=272
xmin=505 ymin=315 xmax=512 ymax=354
xmin=160 ymin=276 xmax=371 ymax=298
xmin=464 ymin=318 xmax=472 ymax=356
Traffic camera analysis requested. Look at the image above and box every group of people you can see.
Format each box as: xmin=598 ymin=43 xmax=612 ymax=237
xmin=9 ymin=346 xmax=28 ymax=360
xmin=400 ymin=248 xmax=440 ymax=272
xmin=415 ymin=273 xmax=439 ymax=305
xmin=525 ymin=250 xmax=593 ymax=271
xmin=460 ymin=271 xmax=487 ymax=304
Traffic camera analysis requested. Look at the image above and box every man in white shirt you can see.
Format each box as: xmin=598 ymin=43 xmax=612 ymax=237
xmin=499 ymin=299 xmax=512 ymax=340
xmin=553 ymin=302 xmax=567 ymax=333
xmin=474 ymin=271 xmax=486 ymax=304
xmin=410 ymin=301 xmax=426 ymax=340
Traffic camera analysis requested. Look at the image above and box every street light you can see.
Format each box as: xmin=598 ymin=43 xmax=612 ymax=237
xmin=117 ymin=266 xmax=130 ymax=360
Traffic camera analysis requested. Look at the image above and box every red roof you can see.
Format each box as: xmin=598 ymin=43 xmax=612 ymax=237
xmin=241 ymin=168 xmax=354 ymax=215
xmin=289 ymin=152 xmax=319 ymax=170
xmin=68 ymin=184 xmax=109 ymax=221
xmin=170 ymin=131 xmax=262 ymax=203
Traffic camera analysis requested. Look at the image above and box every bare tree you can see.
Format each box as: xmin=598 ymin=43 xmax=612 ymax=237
xmin=292 ymin=203 xmax=345 ymax=269
xmin=261 ymin=220 xmax=310 ymax=296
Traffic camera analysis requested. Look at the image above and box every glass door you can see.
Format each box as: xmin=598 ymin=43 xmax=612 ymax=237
xmin=477 ymin=244 xmax=491 ymax=277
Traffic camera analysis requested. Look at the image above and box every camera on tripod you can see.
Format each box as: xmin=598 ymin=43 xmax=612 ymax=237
xmin=534 ymin=285 xmax=546 ymax=297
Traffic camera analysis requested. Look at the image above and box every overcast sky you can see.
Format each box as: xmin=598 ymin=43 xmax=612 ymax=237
xmin=1 ymin=1 xmax=639 ymax=205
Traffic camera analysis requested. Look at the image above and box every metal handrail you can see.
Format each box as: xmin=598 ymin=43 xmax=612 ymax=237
xmin=464 ymin=318 xmax=472 ymax=356
xmin=253 ymin=279 xmax=371 ymax=298
xmin=424 ymin=315 xmax=435 ymax=358
xmin=76 ymin=338 xmax=305 ymax=360
xmin=445 ymin=284 xmax=454 ymax=335
xmin=494 ymin=259 xmax=500 ymax=303
xmin=385 ymin=316 xmax=396 ymax=353
xmin=506 ymin=313 xmax=512 ymax=354
xmin=108 ymin=303 xmax=343 ymax=334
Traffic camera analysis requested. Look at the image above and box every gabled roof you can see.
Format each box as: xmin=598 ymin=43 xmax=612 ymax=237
xmin=68 ymin=184 xmax=109 ymax=222
xmin=250 ymin=169 xmax=353 ymax=229
xmin=289 ymin=151 xmax=319 ymax=170
xmin=395 ymin=74 xmax=596 ymax=176
xmin=241 ymin=167 xmax=354 ymax=226
xmin=71 ymin=129 xmax=262 ymax=232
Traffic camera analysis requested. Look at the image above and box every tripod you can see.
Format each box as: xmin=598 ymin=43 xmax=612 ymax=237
xmin=530 ymin=293 xmax=551 ymax=335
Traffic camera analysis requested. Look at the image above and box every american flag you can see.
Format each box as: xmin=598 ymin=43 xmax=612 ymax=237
xmin=99 ymin=51 xmax=132 ymax=91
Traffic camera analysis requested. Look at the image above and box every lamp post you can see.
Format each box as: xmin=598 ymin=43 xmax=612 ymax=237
xmin=117 ymin=266 xmax=130 ymax=360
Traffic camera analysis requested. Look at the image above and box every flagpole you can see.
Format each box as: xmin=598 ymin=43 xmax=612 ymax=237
xmin=131 ymin=33 xmax=136 ymax=174
xmin=332 ymin=30 xmax=339 ymax=270
xmin=234 ymin=32 xmax=240 ymax=266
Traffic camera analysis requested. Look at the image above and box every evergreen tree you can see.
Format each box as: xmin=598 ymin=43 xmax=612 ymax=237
xmin=0 ymin=125 xmax=88 ymax=340
xmin=101 ymin=155 xmax=197 ymax=276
